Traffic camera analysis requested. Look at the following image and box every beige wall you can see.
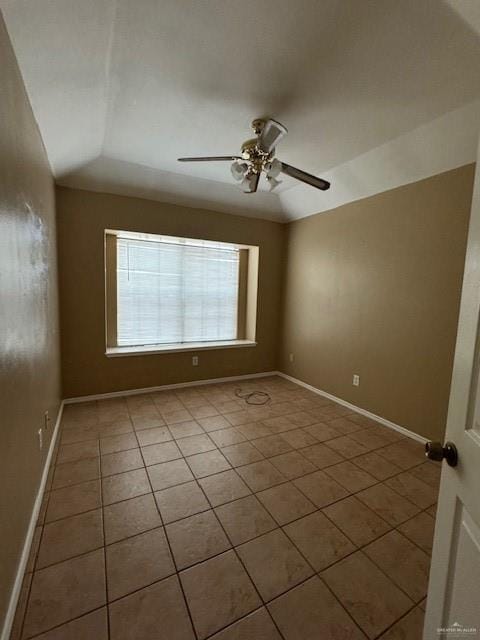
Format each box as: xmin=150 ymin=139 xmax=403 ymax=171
xmin=56 ymin=187 xmax=285 ymax=398
xmin=0 ymin=14 xmax=61 ymax=625
xmin=280 ymin=165 xmax=475 ymax=441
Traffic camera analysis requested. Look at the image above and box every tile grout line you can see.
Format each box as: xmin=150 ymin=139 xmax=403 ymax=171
xmin=178 ymin=453 xmax=289 ymax=640
xmin=98 ymin=437 xmax=111 ymax=640
xmin=130 ymin=412 xmax=200 ymax=640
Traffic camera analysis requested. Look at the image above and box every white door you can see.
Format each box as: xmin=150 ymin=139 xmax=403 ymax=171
xmin=423 ymin=150 xmax=480 ymax=637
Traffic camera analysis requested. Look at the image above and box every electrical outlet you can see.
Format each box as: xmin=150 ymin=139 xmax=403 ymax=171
xmin=38 ymin=428 xmax=43 ymax=450
xmin=192 ymin=356 xmax=198 ymax=366
xmin=289 ymin=353 xmax=295 ymax=363
xmin=353 ymin=374 xmax=360 ymax=387
xmin=44 ymin=410 xmax=50 ymax=430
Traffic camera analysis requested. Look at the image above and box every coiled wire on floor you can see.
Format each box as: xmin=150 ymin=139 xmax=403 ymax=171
xmin=234 ymin=388 xmax=271 ymax=405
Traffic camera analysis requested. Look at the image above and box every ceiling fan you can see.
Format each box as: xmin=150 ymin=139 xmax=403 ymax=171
xmin=178 ymin=118 xmax=331 ymax=194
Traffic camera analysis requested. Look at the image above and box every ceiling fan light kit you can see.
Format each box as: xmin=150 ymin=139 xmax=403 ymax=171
xmin=178 ymin=118 xmax=331 ymax=194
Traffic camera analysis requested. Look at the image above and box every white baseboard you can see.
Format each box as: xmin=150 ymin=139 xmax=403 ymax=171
xmin=64 ymin=371 xmax=278 ymax=404
xmin=64 ymin=369 xmax=427 ymax=444
xmin=276 ymin=371 xmax=428 ymax=444
xmin=1 ymin=401 xmax=64 ymax=640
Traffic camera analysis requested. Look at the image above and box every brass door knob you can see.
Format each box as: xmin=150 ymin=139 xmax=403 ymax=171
xmin=425 ymin=441 xmax=458 ymax=467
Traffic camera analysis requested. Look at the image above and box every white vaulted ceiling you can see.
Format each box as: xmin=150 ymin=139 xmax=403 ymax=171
xmin=2 ymin=0 xmax=480 ymax=221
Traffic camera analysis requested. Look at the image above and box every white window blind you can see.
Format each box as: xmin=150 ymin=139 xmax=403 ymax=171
xmin=116 ymin=236 xmax=240 ymax=347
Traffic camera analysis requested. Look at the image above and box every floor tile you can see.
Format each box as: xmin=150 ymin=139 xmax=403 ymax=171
xmin=106 ymin=527 xmax=174 ymax=600
xmin=409 ymin=461 xmax=441 ymax=488
xmin=268 ymin=576 xmax=365 ymax=640
xmin=284 ymin=511 xmax=356 ymax=571
xmin=141 ymin=441 xmax=182 ymax=466
xmin=322 ymin=551 xmax=413 ymax=638
xmin=327 ymin=405 xmax=357 ymax=418
xmin=378 ymin=606 xmax=425 ymax=640
xmin=52 ymin=457 xmax=100 ymax=489
xmin=59 ymin=425 xmax=99 ymax=446
xmin=23 ymin=549 xmax=106 ymax=638
xmin=46 ymin=480 xmax=101 ymax=522
xmin=154 ymin=397 xmax=185 ymax=412
xmin=377 ymin=442 xmax=425 ymax=470
xmin=177 ymin=433 xmax=216 ymax=456
xmin=324 ymin=461 xmax=377 ymax=492
xmin=287 ymin=411 xmax=318 ymax=427
xmin=293 ymin=470 xmax=349 ymax=508
xmin=397 ymin=512 xmax=436 ymax=554
xmin=169 ymin=420 xmax=204 ymax=439
xmin=199 ymin=469 xmax=251 ymax=506
xmin=280 ymin=429 xmax=318 ymax=449
xmin=212 ymin=399 xmax=243 ymax=414
xmin=327 ymin=416 xmax=364 ymax=435
xmin=269 ymin=450 xmax=317 ymax=479
xmin=223 ymin=411 xmax=252 ymax=427
xmin=210 ymin=607 xmax=282 ymax=640
xmin=31 ymin=608 xmax=108 ymax=640
xmin=166 ymin=510 xmax=231 ymax=570
xmin=325 ymin=436 xmax=370 ymax=459
xmin=190 ymin=404 xmax=219 ymax=419
xmin=135 ymin=426 xmax=172 ymax=447
xmin=262 ymin=415 xmax=299 ymax=433
xmin=237 ymin=529 xmax=313 ymax=601
xmin=109 ymin=575 xmax=195 ymax=640
xmin=221 ymin=442 xmax=265 ymax=466
xmin=352 ymin=452 xmax=403 ymax=480
xmin=385 ymin=471 xmax=437 ymax=509
xmin=252 ymin=435 xmax=293 ymax=457
xmin=300 ymin=443 xmax=344 ymax=468
xmin=12 ymin=376 xmax=438 ymax=640
xmin=215 ymin=495 xmax=277 ymax=545
xmin=104 ymin=493 xmax=162 ymax=544
xmin=155 ymin=480 xmax=210 ymax=523
xmin=357 ymin=484 xmax=420 ymax=526
xmin=100 ymin=448 xmax=144 ymax=477
xmin=162 ymin=408 xmax=193 ymax=425
xmin=180 ymin=550 xmax=261 ymax=639
xmin=344 ymin=414 xmax=382 ymax=430
xmin=37 ymin=508 xmax=103 ymax=568
xmin=56 ymin=440 xmax=99 ymax=464
xmin=102 ymin=468 xmax=151 ymax=505
xmin=236 ymin=422 xmax=273 ymax=439
xmin=236 ymin=460 xmax=286 ymax=492
xmin=348 ymin=428 xmax=393 ymax=450
xmin=100 ymin=433 xmax=138 ymax=456
xmin=199 ymin=414 xmax=231 ymax=431
xmin=364 ymin=530 xmax=430 ymax=602
xmin=209 ymin=428 xmax=247 ymax=448
xmin=304 ymin=422 xmax=341 ymax=442
xmin=147 ymin=458 xmax=194 ymax=490
xmin=131 ymin=412 xmax=165 ymax=431
xmin=323 ymin=496 xmax=391 ymax=546
xmin=257 ymin=482 xmax=316 ymax=525
xmin=186 ymin=450 xmax=231 ymax=478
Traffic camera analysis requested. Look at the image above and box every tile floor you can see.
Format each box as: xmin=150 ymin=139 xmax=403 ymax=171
xmin=11 ymin=376 xmax=440 ymax=640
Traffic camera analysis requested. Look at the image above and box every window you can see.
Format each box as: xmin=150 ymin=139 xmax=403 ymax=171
xmin=105 ymin=230 xmax=258 ymax=355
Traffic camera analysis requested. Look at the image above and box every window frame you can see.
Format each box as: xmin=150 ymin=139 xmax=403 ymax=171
xmin=104 ymin=229 xmax=258 ymax=357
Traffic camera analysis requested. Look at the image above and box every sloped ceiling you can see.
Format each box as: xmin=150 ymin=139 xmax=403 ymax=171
xmin=2 ymin=0 xmax=480 ymax=221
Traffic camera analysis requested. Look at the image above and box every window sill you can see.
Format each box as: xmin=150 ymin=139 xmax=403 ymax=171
xmin=105 ymin=340 xmax=257 ymax=358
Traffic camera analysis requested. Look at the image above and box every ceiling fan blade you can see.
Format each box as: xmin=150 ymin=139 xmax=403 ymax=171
xmin=242 ymin=172 xmax=260 ymax=194
xmin=279 ymin=162 xmax=330 ymax=191
xmin=178 ymin=156 xmax=242 ymax=162
xmin=257 ymin=119 xmax=288 ymax=154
